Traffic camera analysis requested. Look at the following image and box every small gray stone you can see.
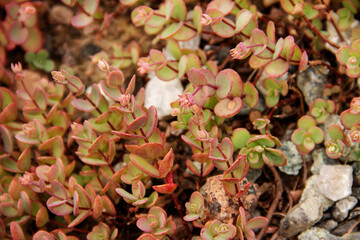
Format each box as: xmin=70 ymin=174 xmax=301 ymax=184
xmin=317 ymin=165 xmax=353 ymax=202
xmin=279 ymin=197 xmax=323 ymax=237
xmin=311 ymin=148 xmax=336 ymax=175
xmin=297 ymin=67 xmax=328 ymax=106
xmin=298 ymin=227 xmax=342 ymax=240
xmin=246 ymin=168 xmax=262 ymax=183
xmin=332 ymin=220 xmax=358 ymax=236
xmin=278 ymin=141 xmax=303 ymax=175
xmin=315 ymin=219 xmax=338 ymax=232
xmin=300 ymin=175 xmax=334 ymax=211
xmin=332 ymin=196 xmax=358 ymax=221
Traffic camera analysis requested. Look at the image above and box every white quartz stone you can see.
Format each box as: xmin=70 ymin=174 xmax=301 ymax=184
xmin=317 ymin=165 xmax=353 ymax=202
xmin=144 ymin=72 xmax=183 ymax=119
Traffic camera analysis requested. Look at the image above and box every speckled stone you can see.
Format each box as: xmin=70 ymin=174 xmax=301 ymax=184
xmin=332 ymin=196 xmax=358 ymax=221
xmin=199 ymin=175 xmax=260 ymax=223
xmin=298 ymin=227 xmax=342 ymax=240
xmin=278 ymin=141 xmax=303 ymax=175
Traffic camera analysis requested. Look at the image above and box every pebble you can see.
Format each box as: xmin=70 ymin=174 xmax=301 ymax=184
xmin=199 ymin=175 xmax=260 ymax=224
xmin=298 ymin=227 xmax=342 ymax=240
xmin=296 ymin=67 xmax=327 ymax=106
xmin=311 ymin=148 xmax=336 ymax=175
xmin=315 ymin=219 xmax=338 ymax=232
xmin=278 ymin=141 xmax=303 ymax=175
xmin=332 ymin=219 xmax=358 ymax=236
xmin=317 ymin=165 xmax=353 ymax=202
xmin=144 ymin=73 xmax=183 ymax=119
xmin=332 ymin=196 xmax=358 ymax=221
xmin=279 ymin=197 xmax=323 ymax=237
xmin=49 ymin=5 xmax=73 ymax=25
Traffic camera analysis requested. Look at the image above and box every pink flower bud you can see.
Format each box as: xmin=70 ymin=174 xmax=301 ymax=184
xmin=230 ymin=42 xmax=250 ymax=60
xmin=11 ymin=62 xmax=22 ymax=73
xmin=178 ymin=92 xmax=195 ymax=110
xmin=51 ymin=71 xmax=67 ymax=84
xmin=119 ymin=94 xmax=131 ymax=107
xmin=97 ymin=58 xmax=110 ymax=72
xmin=200 ymin=14 xmax=212 ymax=26
xmin=19 ymin=172 xmax=33 ymax=186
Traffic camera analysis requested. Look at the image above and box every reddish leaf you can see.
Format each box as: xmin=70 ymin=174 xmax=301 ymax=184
xmin=153 ymin=183 xmax=177 ymax=194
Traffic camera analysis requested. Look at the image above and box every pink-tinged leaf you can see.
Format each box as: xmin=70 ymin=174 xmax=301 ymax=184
xmin=81 ymin=152 xmax=108 ymax=166
xmin=214 ymin=97 xmax=243 ymax=118
xmin=0 ymin=125 xmax=13 ymax=153
xmin=71 ymin=99 xmax=95 ymax=112
xmin=35 ymin=206 xmax=49 ymax=228
xmin=68 ymin=210 xmax=91 ymax=228
xmin=247 ymin=216 xmax=268 ymax=229
xmin=10 ymin=221 xmax=25 ymax=240
xmin=62 ymin=0 xmax=76 ymax=6
xmin=235 ymin=10 xmax=253 ymax=33
xmin=266 ymin=21 xmax=276 ymax=42
xmin=92 ymin=195 xmax=103 ymax=219
xmin=167 ymin=0 xmax=187 ymax=21
xmin=83 ymin=0 xmax=99 ymax=15
xmin=73 ymin=184 xmax=92 ymax=208
xmin=39 ymin=136 xmax=64 ymax=158
xmin=33 ymin=231 xmax=54 ymax=240
xmin=178 ymin=55 xmax=188 ymax=78
xmin=216 ymin=70 xmax=233 ymax=99
xmin=20 ymin=191 xmax=32 ymax=214
xmin=8 ymin=22 xmax=29 ymax=44
xmin=17 ymin=147 xmax=31 ymax=171
xmin=249 ymin=55 xmax=271 ymax=69
xmin=155 ymin=61 xmax=178 ymax=81
xmin=340 ymin=110 xmax=360 ymax=129
xmin=107 ymin=70 xmax=124 ymax=87
xmin=101 ymin=195 xmax=116 ymax=216
xmin=135 ymin=143 xmax=164 ymax=159
xmin=142 ymin=106 xmax=158 ymax=138
xmin=181 ymin=135 xmax=202 ymax=150
xmin=47 ymin=197 xmax=73 ymax=216
xmin=153 ymin=183 xmax=177 ymax=194
xmin=51 ymin=180 xmax=68 ymax=200
xmin=264 ymin=59 xmax=289 ymax=78
xmin=71 ymin=13 xmax=93 ymax=28
xmin=298 ymin=51 xmax=308 ymax=72
xmin=160 ymin=21 xmax=183 ymax=39
xmin=281 ymin=36 xmax=295 ymax=61
xmin=188 ymin=68 xmax=207 ymax=87
xmin=193 ymin=86 xmax=209 ymax=108
xmin=21 ymin=28 xmax=43 ymax=53
xmin=127 ymin=115 xmax=148 ymax=132
xmin=210 ymin=16 xmax=235 ymax=38
xmin=172 ymin=24 xmax=197 ymax=41
xmin=158 ymin=149 xmax=174 ymax=178
xmin=130 ymin=154 xmax=160 ymax=178
xmin=273 ymin=38 xmax=284 ymax=60
xmin=186 ymin=160 xmax=201 ymax=176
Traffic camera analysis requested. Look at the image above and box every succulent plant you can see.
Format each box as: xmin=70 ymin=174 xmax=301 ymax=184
xmin=309 ymin=98 xmax=335 ymax=124
xmin=236 ymin=206 xmax=268 ymax=240
xmin=336 ymin=40 xmax=360 ymax=78
xmin=136 ymin=206 xmax=176 ymax=239
xmin=325 ymin=124 xmax=350 ymax=159
xmin=262 ymin=78 xmax=288 ymax=108
xmin=291 ymin=116 xmax=324 ymax=155
xmin=183 ymin=191 xmax=205 ymax=228
xmin=200 ymin=220 xmax=237 ymax=240
xmin=25 ymin=49 xmax=55 ymax=72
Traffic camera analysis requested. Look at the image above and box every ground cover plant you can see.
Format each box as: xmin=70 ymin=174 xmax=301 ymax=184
xmin=0 ymin=0 xmax=360 ymax=239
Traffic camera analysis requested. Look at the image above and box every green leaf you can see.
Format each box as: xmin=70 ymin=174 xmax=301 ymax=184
xmin=265 ymin=59 xmax=289 ymax=78
xmin=231 ymin=128 xmax=251 ymax=150
xmin=68 ymin=210 xmax=91 ymax=228
xmin=216 ymin=70 xmax=233 ymax=99
xmin=130 ymin=154 xmax=160 ymax=178
xmin=160 ymin=22 xmax=183 ymax=39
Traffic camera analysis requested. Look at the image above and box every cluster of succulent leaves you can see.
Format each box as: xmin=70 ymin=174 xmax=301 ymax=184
xmin=0 ymin=0 xmax=360 ymax=239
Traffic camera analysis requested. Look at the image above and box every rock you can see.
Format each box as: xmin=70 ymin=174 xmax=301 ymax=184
xmin=49 ymin=5 xmax=73 ymax=25
xmin=348 ymin=207 xmax=360 ymax=219
xmin=311 ymin=148 xmax=336 ymax=175
xmin=317 ymin=165 xmax=353 ymax=202
xmin=297 ymin=67 xmax=328 ymax=106
xmin=300 ymin=175 xmax=334 ymax=211
xmin=298 ymin=227 xmax=342 ymax=240
xmin=246 ymin=168 xmax=262 ymax=183
xmin=278 ymin=141 xmax=303 ymax=175
xmin=343 ymin=232 xmax=360 ymax=240
xmin=332 ymin=219 xmax=358 ymax=236
xmin=315 ymin=219 xmax=338 ymax=232
xmin=200 ymin=175 xmax=260 ymax=223
xmin=144 ymin=73 xmax=183 ymax=119
xmin=279 ymin=197 xmax=323 ymax=237
xmin=332 ymin=196 xmax=358 ymax=221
